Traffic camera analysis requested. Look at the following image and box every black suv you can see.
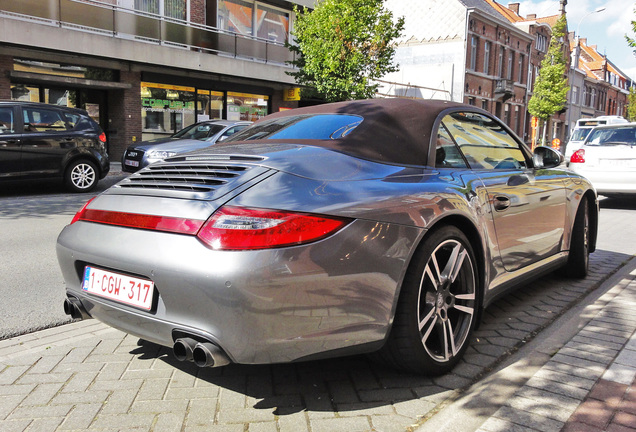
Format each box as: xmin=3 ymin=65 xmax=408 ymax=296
xmin=0 ymin=101 xmax=110 ymax=192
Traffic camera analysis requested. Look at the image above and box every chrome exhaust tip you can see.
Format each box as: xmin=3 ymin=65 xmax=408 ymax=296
xmin=63 ymin=296 xmax=90 ymax=320
xmin=173 ymin=338 xmax=198 ymax=362
xmin=192 ymin=342 xmax=231 ymax=368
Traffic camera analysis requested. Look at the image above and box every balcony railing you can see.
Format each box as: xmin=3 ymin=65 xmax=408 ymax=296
xmin=0 ymin=0 xmax=294 ymax=65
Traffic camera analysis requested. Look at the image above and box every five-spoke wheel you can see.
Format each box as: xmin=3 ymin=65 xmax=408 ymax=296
xmin=381 ymin=226 xmax=478 ymax=375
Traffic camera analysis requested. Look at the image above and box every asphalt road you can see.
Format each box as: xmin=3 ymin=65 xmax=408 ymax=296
xmin=0 ymin=174 xmax=127 ymax=339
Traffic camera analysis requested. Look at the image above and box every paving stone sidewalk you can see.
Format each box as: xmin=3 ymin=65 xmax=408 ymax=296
xmin=477 ymin=267 xmax=636 ymax=432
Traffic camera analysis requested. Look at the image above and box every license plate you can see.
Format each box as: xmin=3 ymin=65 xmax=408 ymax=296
xmin=124 ymin=159 xmax=139 ymax=167
xmin=82 ymin=266 xmax=154 ymax=310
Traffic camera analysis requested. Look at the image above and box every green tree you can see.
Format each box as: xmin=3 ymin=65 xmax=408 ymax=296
xmin=627 ymin=87 xmax=636 ymax=122
xmin=528 ymin=15 xmax=569 ymax=145
xmin=287 ymin=0 xmax=404 ymax=102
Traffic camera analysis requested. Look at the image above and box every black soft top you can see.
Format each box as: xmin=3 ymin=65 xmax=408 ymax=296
xmin=221 ymin=98 xmax=467 ymax=166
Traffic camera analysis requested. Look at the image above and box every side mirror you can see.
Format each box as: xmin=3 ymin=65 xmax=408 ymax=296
xmin=532 ymin=146 xmax=564 ymax=169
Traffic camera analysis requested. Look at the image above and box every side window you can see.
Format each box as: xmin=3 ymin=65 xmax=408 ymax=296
xmin=22 ymin=108 xmax=68 ymax=133
xmin=0 ymin=107 xmax=14 ymax=134
xmin=442 ymin=112 xmax=527 ymax=170
xmin=64 ymin=112 xmax=81 ymax=128
xmin=435 ymin=123 xmax=468 ymax=168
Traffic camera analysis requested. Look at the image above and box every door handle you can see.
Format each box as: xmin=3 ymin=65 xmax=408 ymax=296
xmin=493 ymin=195 xmax=511 ymax=211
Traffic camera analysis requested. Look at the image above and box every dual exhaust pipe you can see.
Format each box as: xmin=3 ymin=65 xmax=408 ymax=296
xmin=63 ymin=297 xmax=229 ymax=368
xmin=173 ymin=337 xmax=230 ymax=368
xmin=63 ymin=296 xmax=90 ymax=320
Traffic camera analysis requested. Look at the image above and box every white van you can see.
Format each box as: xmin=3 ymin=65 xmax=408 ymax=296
xmin=565 ymin=116 xmax=629 ymax=163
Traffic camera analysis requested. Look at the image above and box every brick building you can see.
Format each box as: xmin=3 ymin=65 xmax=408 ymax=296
xmin=568 ymin=35 xmax=631 ymax=123
xmin=0 ymin=0 xmax=309 ymax=160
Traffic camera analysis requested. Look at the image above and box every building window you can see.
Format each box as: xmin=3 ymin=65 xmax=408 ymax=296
xmin=572 ymin=86 xmax=579 ymax=104
xmin=218 ymin=0 xmax=290 ymax=43
xmin=590 ymin=88 xmax=596 ymax=108
xmin=134 ymin=0 xmax=189 ymax=20
xmin=498 ymin=46 xmax=504 ymax=78
xmin=483 ymin=41 xmax=491 ymax=75
xmin=470 ymin=36 xmax=478 ymax=71
xmin=482 ymin=99 xmax=488 ymax=110
xmin=468 ymin=97 xmax=475 ymax=106
xmin=515 ymin=106 xmax=520 ymax=135
xmin=507 ymin=51 xmax=514 ymax=80
xmin=141 ymin=82 xmax=196 ymax=136
xmin=518 ymin=54 xmax=524 ymax=83
xmin=227 ymin=92 xmax=269 ymax=121
xmin=536 ymin=34 xmax=547 ymax=52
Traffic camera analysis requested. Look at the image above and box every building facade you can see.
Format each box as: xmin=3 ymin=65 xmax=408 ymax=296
xmin=0 ymin=0 xmax=310 ymax=159
xmin=567 ymin=34 xmax=631 ymax=129
xmin=382 ymin=0 xmax=632 ymax=147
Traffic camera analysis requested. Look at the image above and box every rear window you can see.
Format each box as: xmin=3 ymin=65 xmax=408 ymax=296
xmin=226 ymin=114 xmax=363 ymax=141
xmin=586 ymin=126 xmax=636 ymax=146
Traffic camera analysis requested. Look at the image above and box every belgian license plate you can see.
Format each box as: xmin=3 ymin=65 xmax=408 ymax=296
xmin=124 ymin=159 xmax=139 ymax=167
xmin=82 ymin=266 xmax=154 ymax=310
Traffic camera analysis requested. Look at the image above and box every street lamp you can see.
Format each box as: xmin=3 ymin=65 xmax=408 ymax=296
xmin=566 ymin=6 xmax=606 ymax=145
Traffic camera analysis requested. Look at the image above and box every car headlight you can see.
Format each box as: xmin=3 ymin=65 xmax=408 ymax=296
xmin=146 ymin=150 xmax=177 ymax=160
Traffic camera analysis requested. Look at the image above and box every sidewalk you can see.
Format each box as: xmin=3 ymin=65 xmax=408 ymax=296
xmin=418 ymin=259 xmax=636 ymax=432
xmin=477 ymin=263 xmax=636 ymax=432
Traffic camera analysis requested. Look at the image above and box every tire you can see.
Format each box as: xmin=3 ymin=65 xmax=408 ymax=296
xmin=564 ymin=197 xmax=589 ymax=278
xmin=380 ymin=226 xmax=478 ymax=375
xmin=65 ymin=159 xmax=98 ymax=193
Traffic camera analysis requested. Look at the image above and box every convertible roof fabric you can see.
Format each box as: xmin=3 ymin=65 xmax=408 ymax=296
xmin=222 ymin=98 xmax=467 ymax=167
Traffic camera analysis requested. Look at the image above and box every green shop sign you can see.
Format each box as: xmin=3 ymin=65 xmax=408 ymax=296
xmin=142 ymin=98 xmax=195 ymax=110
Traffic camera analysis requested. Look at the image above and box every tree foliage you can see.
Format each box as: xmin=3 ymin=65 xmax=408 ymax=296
xmin=287 ymin=0 xmax=404 ymax=102
xmin=627 ymin=87 xmax=636 ymax=122
xmin=528 ymin=15 xmax=569 ymax=123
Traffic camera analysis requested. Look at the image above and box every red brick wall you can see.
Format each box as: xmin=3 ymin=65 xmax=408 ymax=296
xmin=107 ymin=70 xmax=141 ymax=160
xmin=191 ymin=0 xmax=206 ymax=24
xmin=0 ymin=54 xmax=13 ymax=100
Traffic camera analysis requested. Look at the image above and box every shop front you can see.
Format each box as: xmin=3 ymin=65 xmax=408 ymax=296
xmin=140 ymin=81 xmax=270 ymax=141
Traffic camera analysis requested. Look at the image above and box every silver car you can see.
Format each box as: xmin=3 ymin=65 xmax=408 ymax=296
xmin=122 ymin=120 xmax=251 ymax=172
xmin=569 ymin=123 xmax=636 ymax=197
xmin=57 ymin=99 xmax=598 ymax=375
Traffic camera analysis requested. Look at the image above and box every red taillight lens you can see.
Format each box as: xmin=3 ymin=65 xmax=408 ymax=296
xmin=71 ymin=202 xmax=204 ymax=235
xmin=70 ymin=197 xmax=96 ymax=225
xmin=570 ymin=149 xmax=585 ymax=164
xmin=197 ymin=206 xmax=351 ymax=250
xmin=98 ymin=132 xmax=107 ymax=143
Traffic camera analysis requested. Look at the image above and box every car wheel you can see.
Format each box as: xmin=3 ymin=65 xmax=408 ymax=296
xmin=381 ymin=226 xmax=478 ymax=375
xmin=65 ymin=159 xmax=98 ymax=193
xmin=564 ymin=197 xmax=589 ymax=278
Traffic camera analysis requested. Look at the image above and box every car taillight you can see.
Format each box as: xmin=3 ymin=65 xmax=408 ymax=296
xmin=570 ymin=149 xmax=585 ymax=164
xmin=98 ymin=132 xmax=107 ymax=143
xmin=197 ymin=206 xmax=351 ymax=250
xmin=71 ymin=200 xmax=204 ymax=234
xmin=70 ymin=197 xmax=96 ymax=225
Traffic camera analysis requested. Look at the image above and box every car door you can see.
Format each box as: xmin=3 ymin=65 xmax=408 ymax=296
xmin=20 ymin=105 xmax=75 ymax=177
xmin=441 ymin=111 xmax=567 ymax=272
xmin=0 ymin=105 xmax=21 ymax=179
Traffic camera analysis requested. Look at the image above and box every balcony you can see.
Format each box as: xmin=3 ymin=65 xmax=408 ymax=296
xmin=0 ymin=0 xmax=294 ymax=65
xmin=495 ymin=79 xmax=514 ymax=102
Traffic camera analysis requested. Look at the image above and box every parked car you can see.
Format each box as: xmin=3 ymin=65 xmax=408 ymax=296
xmin=569 ymin=123 xmax=636 ymax=197
xmin=0 ymin=101 xmax=109 ymax=192
xmin=57 ymin=99 xmax=598 ymax=375
xmin=122 ymin=120 xmax=251 ymax=172
xmin=564 ymin=116 xmax=628 ymax=164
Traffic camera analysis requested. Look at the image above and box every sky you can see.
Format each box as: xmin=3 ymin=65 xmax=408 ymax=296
xmin=516 ymin=0 xmax=636 ymax=80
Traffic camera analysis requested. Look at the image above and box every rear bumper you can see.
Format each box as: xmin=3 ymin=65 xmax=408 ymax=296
xmin=56 ymin=218 xmax=421 ymax=364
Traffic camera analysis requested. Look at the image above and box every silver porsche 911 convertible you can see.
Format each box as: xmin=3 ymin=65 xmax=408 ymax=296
xmin=57 ymin=98 xmax=598 ymax=375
